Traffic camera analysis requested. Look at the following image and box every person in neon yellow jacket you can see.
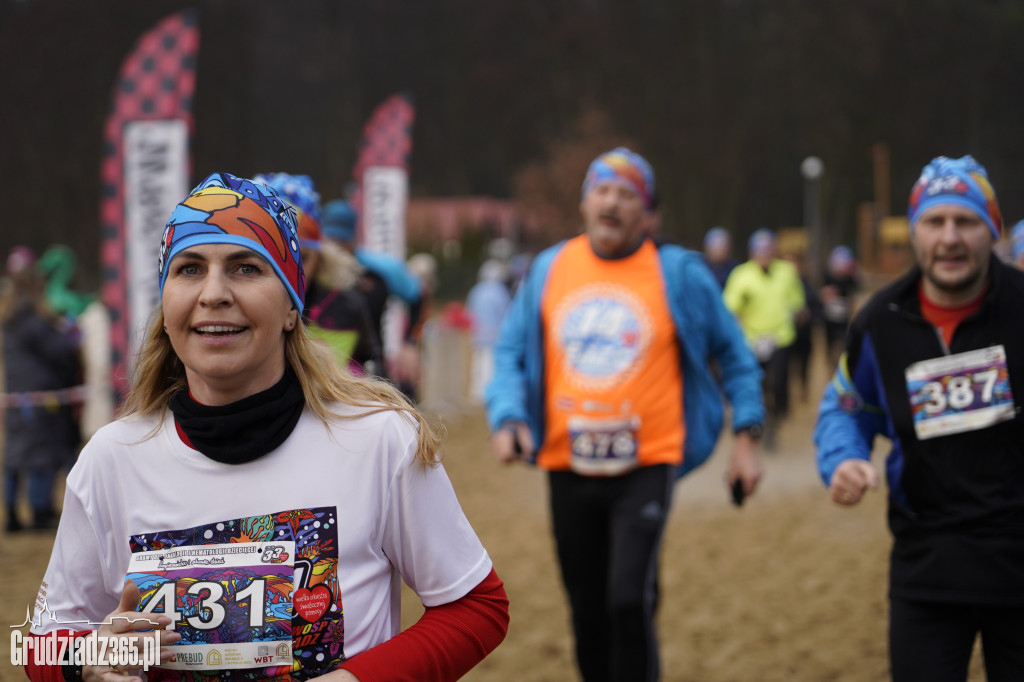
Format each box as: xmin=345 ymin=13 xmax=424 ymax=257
xmin=722 ymin=229 xmax=805 ymax=447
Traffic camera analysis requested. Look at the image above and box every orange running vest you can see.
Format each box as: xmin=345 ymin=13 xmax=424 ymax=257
xmin=538 ymin=236 xmax=685 ymax=474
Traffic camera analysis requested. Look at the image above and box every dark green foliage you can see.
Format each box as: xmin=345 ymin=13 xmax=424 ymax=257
xmin=2 ymin=0 xmax=1023 ymax=289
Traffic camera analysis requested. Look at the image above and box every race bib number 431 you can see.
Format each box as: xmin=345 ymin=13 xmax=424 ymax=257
xmin=906 ymin=345 xmax=1016 ymax=440
xmin=128 ymin=542 xmax=295 ymax=671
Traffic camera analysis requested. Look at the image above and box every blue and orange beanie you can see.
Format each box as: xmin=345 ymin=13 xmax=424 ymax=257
xmin=158 ymin=172 xmax=305 ymax=312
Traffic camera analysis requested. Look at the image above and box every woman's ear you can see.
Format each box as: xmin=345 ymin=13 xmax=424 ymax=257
xmin=285 ymin=308 xmax=299 ymax=332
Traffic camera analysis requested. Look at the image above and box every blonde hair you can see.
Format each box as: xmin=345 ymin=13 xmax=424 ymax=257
xmin=314 ymin=240 xmax=363 ymax=291
xmin=120 ymin=310 xmax=444 ymax=465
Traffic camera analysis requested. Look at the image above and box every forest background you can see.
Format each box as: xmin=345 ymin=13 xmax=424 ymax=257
xmin=2 ymin=0 xmax=1022 ymax=294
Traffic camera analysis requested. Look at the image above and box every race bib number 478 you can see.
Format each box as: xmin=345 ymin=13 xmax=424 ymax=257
xmin=905 ymin=345 xmax=1016 ymax=440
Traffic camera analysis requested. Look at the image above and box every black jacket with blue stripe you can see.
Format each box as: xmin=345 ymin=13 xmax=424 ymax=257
xmin=815 ymin=255 xmax=1024 ymax=604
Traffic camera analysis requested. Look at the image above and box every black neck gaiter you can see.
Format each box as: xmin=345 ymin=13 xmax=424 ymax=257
xmin=168 ymin=365 xmax=305 ymax=465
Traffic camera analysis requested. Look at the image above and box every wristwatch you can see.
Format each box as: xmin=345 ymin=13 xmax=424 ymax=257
xmin=735 ymin=424 xmax=764 ymax=440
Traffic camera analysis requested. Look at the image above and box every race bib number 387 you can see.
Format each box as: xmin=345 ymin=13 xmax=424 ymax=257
xmin=905 ymin=345 xmax=1016 ymax=440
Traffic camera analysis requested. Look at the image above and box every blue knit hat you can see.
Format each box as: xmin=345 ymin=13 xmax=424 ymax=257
xmin=748 ymin=228 xmax=776 ymax=254
xmin=704 ymin=226 xmax=730 ymax=249
xmin=829 ymin=245 xmax=853 ymax=265
xmin=321 ymin=199 xmax=357 ymax=242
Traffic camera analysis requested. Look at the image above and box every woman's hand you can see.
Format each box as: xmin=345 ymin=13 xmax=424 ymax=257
xmin=83 ymin=581 xmax=180 ymax=682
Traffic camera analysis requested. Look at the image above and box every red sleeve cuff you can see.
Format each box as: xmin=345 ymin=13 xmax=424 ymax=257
xmin=23 ymin=630 xmax=91 ymax=682
xmin=339 ymin=568 xmax=509 ymax=682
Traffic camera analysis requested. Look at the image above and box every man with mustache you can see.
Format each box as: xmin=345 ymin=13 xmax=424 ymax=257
xmin=815 ymin=155 xmax=1024 ymax=681
xmin=486 ymin=147 xmax=765 ymax=681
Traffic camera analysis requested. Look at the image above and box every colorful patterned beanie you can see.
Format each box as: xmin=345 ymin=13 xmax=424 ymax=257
xmin=158 ymin=172 xmax=305 ymax=312
xmin=581 ymin=147 xmax=656 ymax=211
xmin=908 ymin=155 xmax=1002 ymax=239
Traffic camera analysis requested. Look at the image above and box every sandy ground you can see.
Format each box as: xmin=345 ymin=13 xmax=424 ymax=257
xmin=1 ymin=359 xmax=988 ymax=681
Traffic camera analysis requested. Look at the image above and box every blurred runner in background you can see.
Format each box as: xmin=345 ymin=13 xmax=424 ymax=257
xmin=255 ymin=173 xmax=381 ymax=375
xmin=487 ymin=147 xmax=764 ymax=682
xmin=321 ymin=199 xmax=423 ymax=394
xmin=466 ymin=259 xmax=511 ymax=404
xmin=1010 ymin=219 xmax=1024 ymax=270
xmin=702 ymin=225 xmax=738 ymax=290
xmin=723 ymin=229 xmax=805 ymax=449
xmin=819 ymin=245 xmax=860 ymax=369
xmin=402 ymin=252 xmax=439 ymax=401
xmin=782 ymin=250 xmax=820 ymax=404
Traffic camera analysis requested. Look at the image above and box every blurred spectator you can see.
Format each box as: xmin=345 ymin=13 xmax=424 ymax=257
xmin=307 ymin=240 xmax=382 ymax=374
xmin=507 ymin=252 xmax=533 ymax=295
xmin=723 ymin=229 xmax=805 ymax=448
xmin=254 ymin=173 xmax=381 ymax=375
xmin=702 ymin=226 xmax=739 ymax=290
xmin=37 ymin=244 xmax=96 ymax=318
xmin=782 ymin=252 xmax=821 ymax=403
xmin=321 ymin=199 xmax=423 ymax=390
xmin=466 ymin=259 xmax=512 ymax=403
xmin=819 ymin=245 xmax=861 ymax=369
xmin=402 ymin=252 xmax=439 ymax=401
xmin=1011 ymin=219 xmax=1024 ymax=270
xmin=1 ymin=246 xmax=82 ymax=532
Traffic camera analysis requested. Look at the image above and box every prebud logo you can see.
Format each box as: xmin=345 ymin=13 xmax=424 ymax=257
xmin=10 ymin=630 xmax=161 ymax=671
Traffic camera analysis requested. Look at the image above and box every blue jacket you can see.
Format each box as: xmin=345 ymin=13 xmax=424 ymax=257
xmin=485 ymin=238 xmax=764 ymax=477
xmin=354 ymin=248 xmax=422 ymax=305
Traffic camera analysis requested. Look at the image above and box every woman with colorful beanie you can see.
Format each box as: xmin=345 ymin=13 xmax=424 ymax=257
xmin=25 ymin=172 xmax=507 ymax=682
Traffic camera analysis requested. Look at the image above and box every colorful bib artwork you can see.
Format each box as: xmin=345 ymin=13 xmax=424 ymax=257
xmin=905 ymin=345 xmax=1015 ymax=440
xmin=128 ymin=542 xmax=294 ymax=671
xmin=127 ymin=506 xmax=343 ymax=680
